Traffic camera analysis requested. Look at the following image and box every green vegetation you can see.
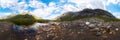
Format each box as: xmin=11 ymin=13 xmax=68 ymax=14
xmin=0 ymin=13 xmax=51 ymax=26
xmin=0 ymin=19 xmax=4 ymax=22
xmin=58 ymin=16 xmax=120 ymax=22
xmin=59 ymin=16 xmax=74 ymax=21
xmin=6 ymin=14 xmax=37 ymax=26
xmin=95 ymin=16 xmax=120 ymax=22
xmin=37 ymin=19 xmax=50 ymax=23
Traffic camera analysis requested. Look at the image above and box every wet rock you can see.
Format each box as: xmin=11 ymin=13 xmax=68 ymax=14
xmin=96 ymin=31 xmax=102 ymax=36
xmin=89 ymin=24 xmax=96 ymax=29
xmin=85 ymin=22 xmax=90 ymax=25
xmin=115 ymin=28 xmax=119 ymax=31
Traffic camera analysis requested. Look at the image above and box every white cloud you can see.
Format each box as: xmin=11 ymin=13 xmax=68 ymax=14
xmin=0 ymin=12 xmax=12 ymax=19
xmin=117 ymin=16 xmax=120 ymax=19
xmin=107 ymin=0 xmax=120 ymax=5
xmin=63 ymin=4 xmax=79 ymax=12
xmin=29 ymin=1 xmax=63 ymax=19
xmin=0 ymin=0 xmax=29 ymax=13
xmin=45 ymin=14 xmax=61 ymax=20
xmin=68 ymin=0 xmax=107 ymax=9
xmin=0 ymin=12 xmax=11 ymax=16
xmin=16 ymin=2 xmax=29 ymax=13
xmin=30 ymin=6 xmax=56 ymax=18
xmin=4 ymin=13 xmax=11 ymax=15
xmin=0 ymin=0 xmax=18 ymax=8
xmin=30 ymin=9 xmax=48 ymax=17
xmin=29 ymin=0 xmax=47 ymax=9
xmin=112 ymin=12 xmax=120 ymax=19
xmin=48 ymin=2 xmax=56 ymax=7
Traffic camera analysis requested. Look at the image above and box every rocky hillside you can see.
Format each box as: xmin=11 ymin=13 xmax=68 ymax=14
xmin=57 ymin=8 xmax=117 ymax=21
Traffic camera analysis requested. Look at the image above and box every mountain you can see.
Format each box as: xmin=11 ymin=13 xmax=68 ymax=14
xmin=57 ymin=8 xmax=116 ymax=21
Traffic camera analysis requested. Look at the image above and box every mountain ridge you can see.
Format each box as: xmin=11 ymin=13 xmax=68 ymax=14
xmin=57 ymin=8 xmax=117 ymax=21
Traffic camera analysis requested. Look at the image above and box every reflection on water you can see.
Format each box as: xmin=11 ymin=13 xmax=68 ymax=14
xmin=30 ymin=23 xmax=49 ymax=29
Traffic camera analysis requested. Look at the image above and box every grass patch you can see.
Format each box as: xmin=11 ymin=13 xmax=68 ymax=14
xmin=58 ymin=16 xmax=120 ymax=22
xmin=37 ymin=19 xmax=50 ymax=23
xmin=0 ymin=14 xmax=51 ymax=27
xmin=6 ymin=14 xmax=37 ymax=26
xmin=0 ymin=19 xmax=6 ymax=22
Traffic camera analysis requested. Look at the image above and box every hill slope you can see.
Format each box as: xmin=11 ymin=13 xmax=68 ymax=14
xmin=57 ymin=8 xmax=118 ymax=21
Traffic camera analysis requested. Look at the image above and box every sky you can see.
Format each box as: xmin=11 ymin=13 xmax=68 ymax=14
xmin=0 ymin=0 xmax=120 ymax=19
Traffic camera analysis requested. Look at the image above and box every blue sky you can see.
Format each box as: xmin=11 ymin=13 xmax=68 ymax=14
xmin=0 ymin=0 xmax=120 ymax=19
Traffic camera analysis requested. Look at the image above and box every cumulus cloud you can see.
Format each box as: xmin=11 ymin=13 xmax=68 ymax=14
xmin=30 ymin=3 xmax=56 ymax=18
xmin=29 ymin=0 xmax=47 ymax=9
xmin=45 ymin=14 xmax=61 ymax=20
xmin=17 ymin=2 xmax=29 ymax=13
xmin=112 ymin=12 xmax=120 ymax=19
xmin=63 ymin=4 xmax=79 ymax=12
xmin=0 ymin=0 xmax=18 ymax=8
xmin=0 ymin=13 xmax=11 ymax=16
xmin=30 ymin=9 xmax=50 ymax=17
xmin=0 ymin=12 xmax=12 ymax=19
xmin=107 ymin=0 xmax=120 ymax=5
xmin=68 ymin=0 xmax=107 ymax=9
xmin=29 ymin=1 xmax=63 ymax=19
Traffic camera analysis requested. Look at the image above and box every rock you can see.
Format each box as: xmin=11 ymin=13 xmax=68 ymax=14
xmin=109 ymin=31 xmax=116 ymax=35
xmin=115 ymin=28 xmax=119 ymax=31
xmin=107 ymin=26 xmax=111 ymax=29
xmin=94 ymin=28 xmax=100 ymax=31
xmin=1 ymin=30 xmax=4 ymax=32
xmin=96 ymin=31 xmax=102 ymax=36
xmin=85 ymin=22 xmax=90 ymax=25
xmin=89 ymin=24 xmax=96 ymax=28
xmin=102 ymin=35 xmax=108 ymax=38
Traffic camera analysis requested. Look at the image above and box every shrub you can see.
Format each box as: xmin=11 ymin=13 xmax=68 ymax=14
xmin=37 ymin=19 xmax=49 ymax=23
xmin=7 ymin=14 xmax=37 ymax=26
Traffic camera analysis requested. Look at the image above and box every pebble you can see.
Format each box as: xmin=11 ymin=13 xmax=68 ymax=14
xmin=1 ymin=30 xmax=4 ymax=32
xmin=78 ymin=32 xmax=81 ymax=34
xmin=102 ymin=35 xmax=108 ymax=38
xmin=115 ymin=28 xmax=119 ymax=31
xmin=96 ymin=31 xmax=102 ymax=36
xmin=94 ymin=28 xmax=100 ymax=30
xmin=107 ymin=26 xmax=111 ymax=28
xmin=24 ymin=39 xmax=28 ymax=40
xmin=10 ymin=18 xmax=120 ymax=40
xmin=85 ymin=22 xmax=90 ymax=25
xmin=89 ymin=24 xmax=96 ymax=29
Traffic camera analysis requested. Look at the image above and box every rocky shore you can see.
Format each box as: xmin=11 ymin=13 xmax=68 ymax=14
xmin=0 ymin=18 xmax=120 ymax=40
xmin=35 ymin=18 xmax=120 ymax=40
